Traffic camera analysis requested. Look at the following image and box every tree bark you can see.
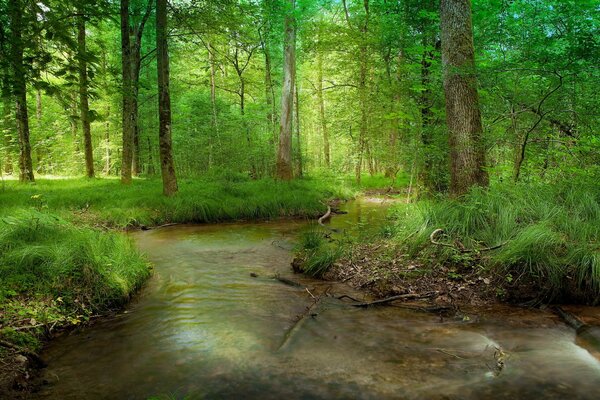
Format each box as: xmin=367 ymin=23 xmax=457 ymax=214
xmin=78 ymin=15 xmax=95 ymax=178
xmin=156 ymin=0 xmax=178 ymax=196
xmin=440 ymin=0 xmax=488 ymax=196
xmin=276 ymin=0 xmax=296 ymax=180
xmin=120 ymin=0 xmax=134 ymax=184
xmin=9 ymin=0 xmax=34 ymax=182
xmin=316 ymin=50 xmax=330 ymax=167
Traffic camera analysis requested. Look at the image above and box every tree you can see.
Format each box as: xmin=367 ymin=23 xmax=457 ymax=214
xmin=440 ymin=0 xmax=488 ymax=196
xmin=8 ymin=0 xmax=34 ymax=182
xmin=77 ymin=13 xmax=95 ymax=178
xmin=121 ymin=0 xmax=153 ymax=183
xmin=156 ymin=0 xmax=177 ymax=195
xmin=276 ymin=0 xmax=296 ymax=180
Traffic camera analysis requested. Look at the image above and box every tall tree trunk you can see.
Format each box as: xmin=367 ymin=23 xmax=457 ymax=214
xmin=120 ymin=0 xmax=134 ymax=184
xmin=440 ymin=0 xmax=488 ymax=196
xmin=156 ymin=0 xmax=178 ymax=196
xmin=276 ymin=0 xmax=296 ymax=180
xmin=316 ymin=50 xmax=330 ymax=167
xmin=78 ymin=15 xmax=95 ymax=178
xmin=294 ymin=82 xmax=303 ymax=177
xmin=9 ymin=0 xmax=34 ymax=182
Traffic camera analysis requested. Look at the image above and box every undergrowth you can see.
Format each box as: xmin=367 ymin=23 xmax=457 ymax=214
xmin=387 ymin=179 xmax=600 ymax=303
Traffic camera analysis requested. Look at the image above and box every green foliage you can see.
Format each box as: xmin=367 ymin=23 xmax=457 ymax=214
xmin=388 ymin=179 xmax=600 ymax=302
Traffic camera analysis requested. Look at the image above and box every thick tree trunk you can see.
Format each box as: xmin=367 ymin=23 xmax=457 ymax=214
xmin=9 ymin=0 xmax=34 ymax=182
xmin=156 ymin=0 xmax=178 ymax=196
xmin=120 ymin=0 xmax=134 ymax=184
xmin=276 ymin=0 xmax=296 ymax=180
xmin=440 ymin=0 xmax=488 ymax=196
xmin=316 ymin=51 xmax=330 ymax=167
xmin=78 ymin=16 xmax=95 ymax=178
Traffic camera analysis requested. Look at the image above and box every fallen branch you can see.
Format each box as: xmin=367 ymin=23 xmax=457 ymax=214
xmin=278 ymin=296 xmax=322 ymax=351
xmin=350 ymin=292 xmax=439 ymax=307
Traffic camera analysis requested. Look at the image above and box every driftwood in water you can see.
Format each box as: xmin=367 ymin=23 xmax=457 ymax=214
xmin=272 ymin=275 xmax=304 ymax=288
xmin=278 ymin=293 xmax=322 ymax=351
xmin=350 ymin=292 xmax=440 ymax=308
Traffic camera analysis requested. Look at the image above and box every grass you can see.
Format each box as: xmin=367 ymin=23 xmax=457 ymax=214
xmin=0 ymin=175 xmax=354 ymax=228
xmin=386 ymin=178 xmax=600 ymax=303
xmin=295 ymin=227 xmax=345 ymax=277
xmin=0 ymin=210 xmax=150 ymax=351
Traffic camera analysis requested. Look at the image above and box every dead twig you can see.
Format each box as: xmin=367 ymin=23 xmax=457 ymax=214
xmin=350 ymin=292 xmax=440 ymax=307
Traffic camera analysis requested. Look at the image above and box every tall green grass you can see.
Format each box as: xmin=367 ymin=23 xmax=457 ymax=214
xmin=387 ymin=180 xmax=600 ymax=303
xmin=0 ymin=176 xmax=354 ymax=228
xmin=295 ymin=227 xmax=344 ymax=277
xmin=0 ymin=210 xmax=150 ymax=349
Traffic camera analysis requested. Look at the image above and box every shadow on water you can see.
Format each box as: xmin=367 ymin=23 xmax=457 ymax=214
xmin=35 ymin=199 xmax=600 ymax=399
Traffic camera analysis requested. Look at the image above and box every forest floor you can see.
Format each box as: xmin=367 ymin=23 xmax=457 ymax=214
xmin=321 ymin=242 xmax=534 ymax=310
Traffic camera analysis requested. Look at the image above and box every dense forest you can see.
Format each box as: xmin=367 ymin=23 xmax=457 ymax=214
xmin=1 ymin=0 xmax=597 ymax=189
xmin=1 ymin=0 xmax=600 ymax=398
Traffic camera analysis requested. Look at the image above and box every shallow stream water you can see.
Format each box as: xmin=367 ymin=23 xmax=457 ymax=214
xmin=36 ymin=199 xmax=600 ymax=399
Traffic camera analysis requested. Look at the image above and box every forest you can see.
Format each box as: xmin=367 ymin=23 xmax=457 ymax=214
xmin=1 ymin=0 xmax=600 ymax=398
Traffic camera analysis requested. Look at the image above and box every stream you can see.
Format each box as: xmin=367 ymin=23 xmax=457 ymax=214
xmin=36 ymin=199 xmax=600 ymax=399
